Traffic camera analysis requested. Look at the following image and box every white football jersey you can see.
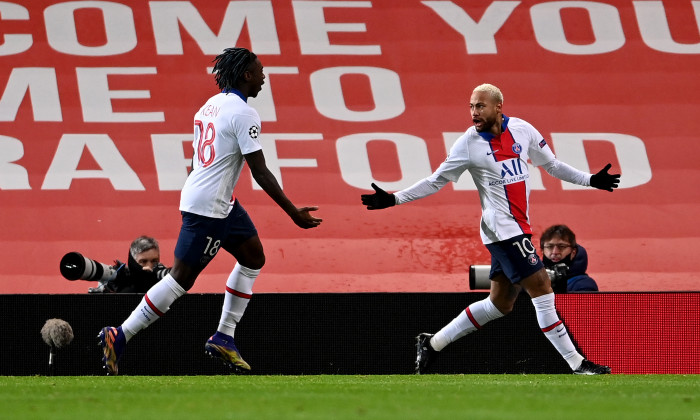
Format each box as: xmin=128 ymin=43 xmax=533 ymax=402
xmin=180 ymin=92 xmax=262 ymax=218
xmin=430 ymin=116 xmax=555 ymax=244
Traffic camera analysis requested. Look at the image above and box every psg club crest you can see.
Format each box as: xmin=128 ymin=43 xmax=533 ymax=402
xmin=512 ymin=143 xmax=522 ymax=154
xmin=249 ymin=125 xmax=260 ymax=139
xmin=527 ymin=254 xmax=539 ymax=265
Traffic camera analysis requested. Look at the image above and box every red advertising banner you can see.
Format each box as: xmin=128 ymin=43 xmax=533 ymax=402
xmin=558 ymin=293 xmax=700 ymax=374
xmin=1 ymin=1 xmax=699 ymax=293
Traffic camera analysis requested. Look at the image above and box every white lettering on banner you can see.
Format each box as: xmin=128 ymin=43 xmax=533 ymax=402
xmin=0 ymin=132 xmax=652 ymax=191
xmin=336 ymin=133 xmax=433 ymax=190
xmin=150 ymin=1 xmax=280 ymax=55
xmin=634 ymin=1 xmax=700 ymax=54
xmin=0 ymin=64 xmax=406 ymax=124
xmin=310 ymin=67 xmax=405 ymax=121
xmin=551 ymin=133 xmax=652 ymax=189
xmin=253 ymin=133 xmax=323 ymax=189
xmin=44 ymin=1 xmax=137 ymax=56
xmin=0 ymin=2 xmax=31 ymax=56
xmin=76 ymin=67 xmax=164 ymax=122
xmin=151 ymin=134 xmax=192 ymax=191
xmin=41 ymin=134 xmax=145 ymax=190
xmin=530 ymin=1 xmax=625 ymax=54
xmin=1 ymin=1 xmax=698 ymax=57
xmin=422 ymin=1 xmax=520 ymax=54
xmin=0 ymin=68 xmax=62 ymax=122
xmin=0 ymin=135 xmax=30 ymax=189
xmin=426 ymin=0 xmax=700 ymax=55
xmin=293 ymin=1 xmax=381 ymax=55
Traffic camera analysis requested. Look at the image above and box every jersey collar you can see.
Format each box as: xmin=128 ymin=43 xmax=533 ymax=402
xmin=222 ymin=88 xmax=247 ymax=102
xmin=477 ymin=115 xmax=510 ymax=141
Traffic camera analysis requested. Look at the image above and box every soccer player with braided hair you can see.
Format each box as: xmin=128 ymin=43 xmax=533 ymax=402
xmin=98 ymin=47 xmax=322 ymax=375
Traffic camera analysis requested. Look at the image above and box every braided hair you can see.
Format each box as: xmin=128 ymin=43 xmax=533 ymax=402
xmin=212 ymin=47 xmax=257 ymax=91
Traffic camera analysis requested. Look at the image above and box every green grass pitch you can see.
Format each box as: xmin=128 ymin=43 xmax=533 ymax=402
xmin=0 ymin=375 xmax=698 ymax=420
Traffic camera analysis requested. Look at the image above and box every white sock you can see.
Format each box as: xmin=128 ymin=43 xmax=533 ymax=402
xmin=532 ymin=293 xmax=584 ymax=370
xmin=121 ymin=274 xmax=186 ymax=342
xmin=217 ymin=263 xmax=260 ymax=337
xmin=430 ymin=297 xmax=504 ymax=351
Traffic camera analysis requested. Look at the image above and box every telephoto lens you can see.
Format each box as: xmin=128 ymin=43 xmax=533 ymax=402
xmin=469 ymin=265 xmax=492 ymax=290
xmin=59 ymin=252 xmax=118 ymax=281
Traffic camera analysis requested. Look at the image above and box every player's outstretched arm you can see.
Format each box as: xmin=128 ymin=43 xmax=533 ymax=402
xmin=589 ymin=163 xmax=621 ymax=192
xmin=361 ymin=183 xmax=396 ymax=210
xmin=244 ymin=150 xmax=322 ymax=229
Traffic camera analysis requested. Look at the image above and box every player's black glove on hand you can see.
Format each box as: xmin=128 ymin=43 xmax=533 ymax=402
xmin=590 ymin=163 xmax=620 ymax=192
xmin=361 ymin=183 xmax=396 ymax=210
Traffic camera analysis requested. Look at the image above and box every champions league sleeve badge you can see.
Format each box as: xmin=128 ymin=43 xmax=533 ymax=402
xmin=248 ymin=125 xmax=260 ymax=139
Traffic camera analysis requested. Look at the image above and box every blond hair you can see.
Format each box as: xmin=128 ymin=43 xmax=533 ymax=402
xmin=473 ymin=83 xmax=503 ymax=104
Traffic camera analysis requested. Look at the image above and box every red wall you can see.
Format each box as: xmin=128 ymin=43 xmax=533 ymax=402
xmin=558 ymin=293 xmax=700 ymax=374
xmin=1 ymin=1 xmax=699 ymax=293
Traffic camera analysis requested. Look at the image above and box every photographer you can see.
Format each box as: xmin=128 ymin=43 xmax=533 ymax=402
xmin=61 ymin=236 xmax=171 ymax=293
xmin=540 ymin=225 xmax=599 ymax=293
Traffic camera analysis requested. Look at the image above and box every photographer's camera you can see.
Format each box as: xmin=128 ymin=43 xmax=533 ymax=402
xmin=59 ymin=252 xmax=119 ymax=282
xmin=546 ymin=263 xmax=569 ymax=283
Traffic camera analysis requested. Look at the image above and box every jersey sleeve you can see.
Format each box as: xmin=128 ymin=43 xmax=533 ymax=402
xmin=541 ymin=159 xmax=591 ymax=186
xmin=394 ymin=176 xmax=449 ymax=204
xmin=431 ymin=132 xmax=470 ymax=182
xmin=526 ymin=123 xmax=556 ymax=167
xmin=233 ymin=109 xmax=263 ymax=155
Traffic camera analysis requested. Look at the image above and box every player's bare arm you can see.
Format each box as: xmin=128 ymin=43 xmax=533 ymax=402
xmin=244 ymin=150 xmax=322 ymax=229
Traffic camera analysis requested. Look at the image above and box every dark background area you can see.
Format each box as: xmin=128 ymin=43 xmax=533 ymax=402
xmin=3 ymin=292 xmax=698 ymax=376
xmin=2 ymin=292 xmax=573 ymax=376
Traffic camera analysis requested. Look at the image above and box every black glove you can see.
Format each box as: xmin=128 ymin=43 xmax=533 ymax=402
xmin=590 ymin=163 xmax=620 ymax=192
xmin=361 ymin=183 xmax=396 ymax=210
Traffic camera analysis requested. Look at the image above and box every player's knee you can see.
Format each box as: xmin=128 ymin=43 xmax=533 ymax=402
xmin=250 ymin=256 xmax=265 ymax=270
xmin=521 ymin=269 xmax=553 ymax=297
xmin=491 ymin=296 xmax=516 ymax=315
xmin=234 ymin=235 xmax=265 ymax=270
xmin=171 ymin=271 xmax=197 ymax=291
xmin=495 ymin=301 xmax=515 ymax=315
xmin=170 ymin=259 xmax=200 ymax=291
xmin=179 ymin=278 xmax=197 ymax=291
xmin=242 ymin=253 xmax=265 ymax=270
